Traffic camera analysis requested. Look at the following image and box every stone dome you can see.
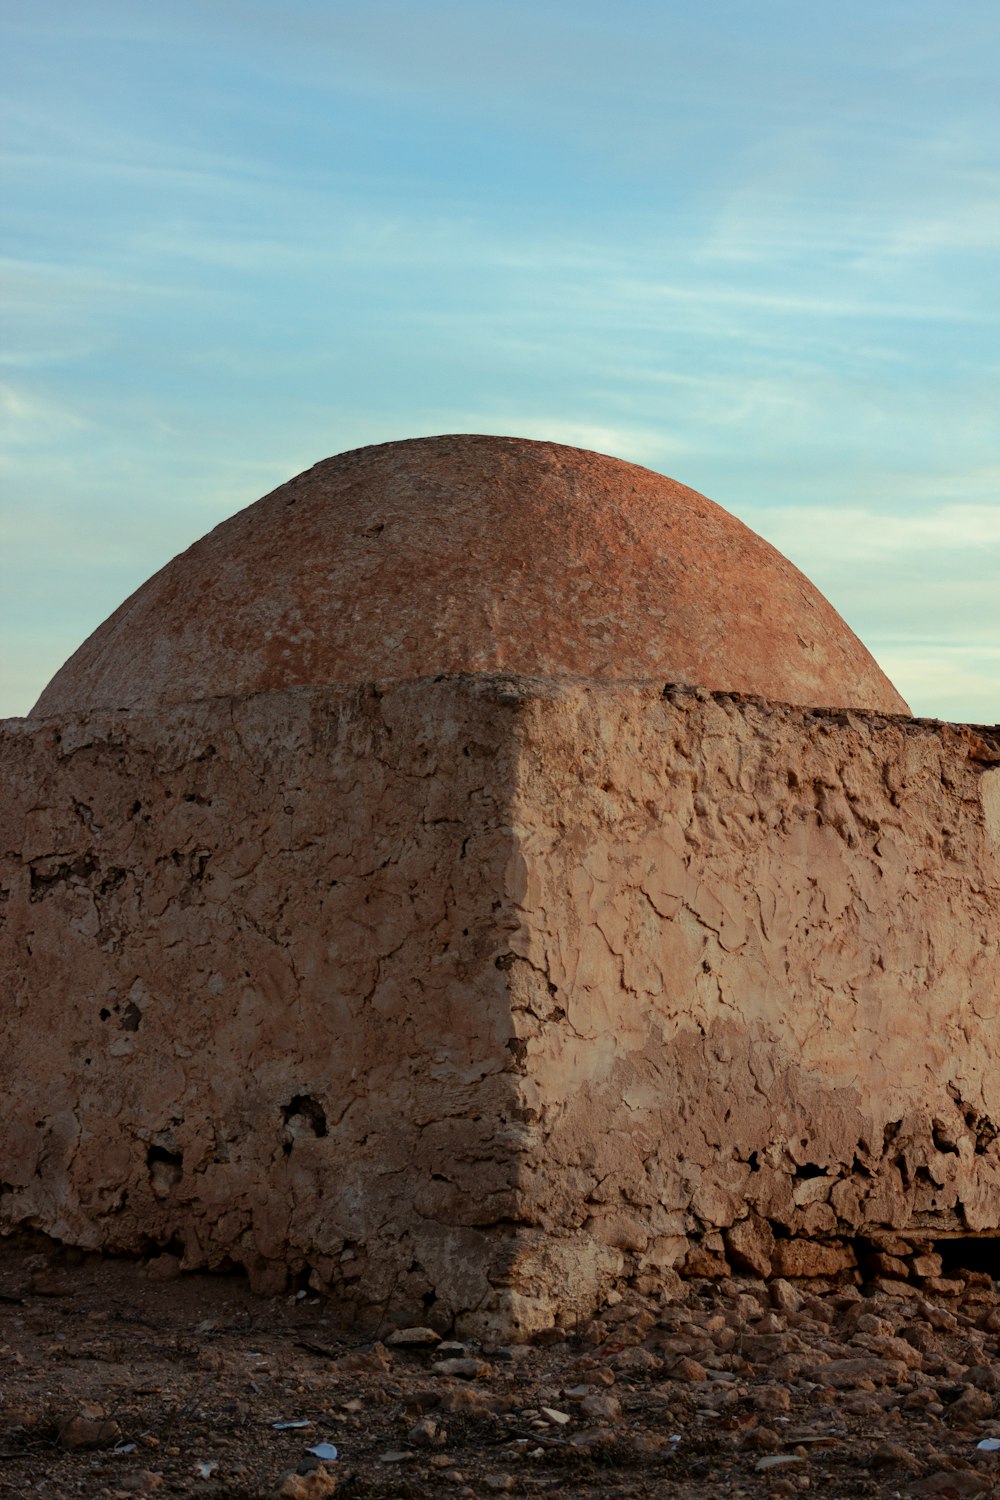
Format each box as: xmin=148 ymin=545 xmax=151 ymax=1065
xmin=32 ymin=435 xmax=909 ymax=717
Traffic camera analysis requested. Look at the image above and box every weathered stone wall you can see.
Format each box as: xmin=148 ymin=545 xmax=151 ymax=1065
xmin=503 ymin=684 xmax=1000 ymax=1299
xmin=0 ymin=681 xmax=534 ymax=1334
xmin=2 ymin=677 xmax=999 ymax=1337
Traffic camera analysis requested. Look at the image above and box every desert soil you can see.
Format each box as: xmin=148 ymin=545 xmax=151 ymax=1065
xmin=2 ymin=1235 xmax=1000 ymax=1499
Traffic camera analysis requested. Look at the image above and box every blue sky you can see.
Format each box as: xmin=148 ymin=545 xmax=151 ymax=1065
xmin=2 ymin=0 xmax=998 ymax=721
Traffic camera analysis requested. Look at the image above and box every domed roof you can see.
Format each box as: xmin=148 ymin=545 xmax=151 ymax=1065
xmin=32 ymin=435 xmax=908 ymax=717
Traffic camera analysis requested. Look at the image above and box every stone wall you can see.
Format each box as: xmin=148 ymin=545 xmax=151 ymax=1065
xmin=503 ymin=684 xmax=1000 ymax=1300
xmin=0 ymin=681 xmax=533 ymax=1334
xmin=2 ymin=677 xmax=999 ymax=1337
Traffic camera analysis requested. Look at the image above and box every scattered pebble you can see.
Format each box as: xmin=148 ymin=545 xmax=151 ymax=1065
xmin=4 ymin=1239 xmax=1000 ymax=1498
xmin=117 ymin=1473 xmax=163 ymax=1495
xmin=387 ymin=1326 xmax=441 ymax=1347
xmin=58 ymin=1413 xmax=122 ymax=1450
xmin=275 ymin=1468 xmax=337 ymax=1499
xmin=578 ymin=1391 xmax=622 ymax=1421
xmin=432 ymin=1357 xmax=492 ymax=1379
xmin=407 ymin=1417 xmax=446 ymax=1447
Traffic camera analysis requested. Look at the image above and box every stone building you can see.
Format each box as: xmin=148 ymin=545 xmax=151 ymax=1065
xmin=2 ymin=435 xmax=998 ymax=1338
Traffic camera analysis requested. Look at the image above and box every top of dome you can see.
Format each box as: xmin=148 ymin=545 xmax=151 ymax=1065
xmin=32 ymin=434 xmax=908 ymax=717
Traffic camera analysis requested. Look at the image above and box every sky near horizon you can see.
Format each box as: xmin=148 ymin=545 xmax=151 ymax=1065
xmin=2 ymin=1 xmax=998 ymax=722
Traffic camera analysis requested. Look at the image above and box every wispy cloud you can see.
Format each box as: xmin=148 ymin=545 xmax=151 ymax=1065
xmin=743 ymin=501 xmax=1000 ymax=563
xmin=0 ymin=382 xmax=89 ymax=444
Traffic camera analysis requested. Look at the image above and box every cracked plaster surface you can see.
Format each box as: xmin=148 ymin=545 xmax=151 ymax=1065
xmin=1 ymin=677 xmax=999 ymax=1338
xmin=1 ymin=680 xmax=529 ymax=1335
xmin=503 ymin=684 xmax=1000 ymax=1307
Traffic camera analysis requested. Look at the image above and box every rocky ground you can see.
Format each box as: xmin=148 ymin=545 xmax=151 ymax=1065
xmin=4 ymin=1237 xmax=1000 ymax=1499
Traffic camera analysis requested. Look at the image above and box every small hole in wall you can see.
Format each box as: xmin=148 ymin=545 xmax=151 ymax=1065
xmin=796 ymin=1162 xmax=827 ymax=1179
xmin=99 ymin=1008 xmax=110 ymax=1021
xmin=914 ymin=1167 xmax=938 ymax=1202
xmin=147 ymin=1145 xmax=182 ymax=1169
xmin=937 ymin=1238 xmax=1000 ymax=1278
xmin=932 ymin=1120 xmax=960 ymax=1155
xmin=150 ymin=1233 xmax=185 ymax=1260
xmin=121 ymin=1001 xmax=142 ymax=1033
xmin=281 ymin=1094 xmax=328 ymax=1147
xmin=146 ymin=1145 xmax=183 ymax=1196
xmin=748 ymin=1151 xmax=760 ymax=1172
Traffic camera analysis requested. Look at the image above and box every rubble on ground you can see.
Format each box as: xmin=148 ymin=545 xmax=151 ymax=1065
xmin=5 ymin=1237 xmax=1000 ymax=1498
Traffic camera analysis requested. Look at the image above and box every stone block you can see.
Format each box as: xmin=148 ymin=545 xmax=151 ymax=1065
xmin=772 ymin=1241 xmax=858 ymax=1280
xmin=724 ymin=1214 xmax=775 ymax=1278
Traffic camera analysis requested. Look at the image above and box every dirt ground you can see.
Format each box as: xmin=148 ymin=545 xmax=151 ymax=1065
xmin=2 ymin=1235 xmax=1000 ymax=1500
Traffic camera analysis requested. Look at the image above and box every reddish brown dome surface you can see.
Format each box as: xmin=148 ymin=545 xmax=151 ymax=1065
xmin=32 ymin=435 xmax=909 ymax=717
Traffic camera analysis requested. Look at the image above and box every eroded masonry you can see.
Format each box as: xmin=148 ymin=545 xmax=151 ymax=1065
xmin=2 ymin=436 xmax=998 ymax=1339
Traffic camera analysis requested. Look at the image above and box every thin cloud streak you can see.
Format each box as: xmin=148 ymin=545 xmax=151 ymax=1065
xmin=744 ymin=503 xmax=1000 ymax=559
